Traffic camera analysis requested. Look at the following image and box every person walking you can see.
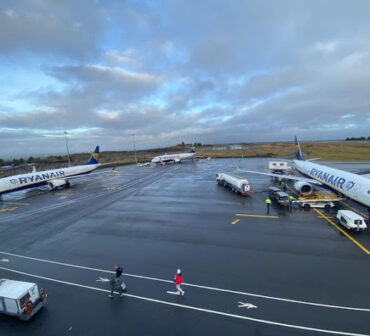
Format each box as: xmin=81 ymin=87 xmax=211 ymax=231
xmin=265 ymin=198 xmax=271 ymax=213
xmin=108 ymin=276 xmax=125 ymax=298
xmin=174 ymin=269 xmax=185 ymax=296
xmin=115 ymin=265 xmax=123 ymax=278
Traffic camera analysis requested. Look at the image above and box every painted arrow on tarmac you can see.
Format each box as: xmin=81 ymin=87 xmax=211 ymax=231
xmin=238 ymin=302 xmax=257 ymax=309
xmin=96 ymin=277 xmax=110 ymax=282
xmin=0 ymin=258 xmax=9 ymax=262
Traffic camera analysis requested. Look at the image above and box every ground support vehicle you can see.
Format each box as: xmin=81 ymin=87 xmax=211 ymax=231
xmin=336 ymin=210 xmax=367 ymax=231
xmin=0 ymin=279 xmax=46 ymax=320
xmin=216 ymin=173 xmax=252 ymax=196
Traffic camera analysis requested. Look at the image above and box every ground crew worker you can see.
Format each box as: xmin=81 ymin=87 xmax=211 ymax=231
xmin=289 ymin=195 xmax=294 ymax=210
xmin=265 ymin=198 xmax=271 ymax=213
xmin=174 ymin=269 xmax=185 ymax=296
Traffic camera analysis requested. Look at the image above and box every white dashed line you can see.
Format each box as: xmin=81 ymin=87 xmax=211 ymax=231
xmin=0 ymin=266 xmax=368 ymax=336
xmin=0 ymin=250 xmax=369 ymax=312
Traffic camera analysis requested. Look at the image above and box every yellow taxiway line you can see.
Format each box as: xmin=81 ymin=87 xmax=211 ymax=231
xmin=231 ymin=219 xmax=240 ymax=225
xmin=236 ymin=214 xmax=279 ymax=219
xmin=313 ymin=208 xmax=370 ymax=255
xmin=0 ymin=207 xmax=18 ymax=213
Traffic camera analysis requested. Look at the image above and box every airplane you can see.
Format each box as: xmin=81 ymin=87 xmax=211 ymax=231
xmin=137 ymin=162 xmax=150 ymax=168
xmin=237 ymin=137 xmax=370 ymax=211
xmin=0 ymin=146 xmax=100 ymax=198
xmin=151 ymin=149 xmax=196 ymax=165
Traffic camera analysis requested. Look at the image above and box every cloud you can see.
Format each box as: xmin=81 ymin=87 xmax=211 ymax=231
xmin=1 ymin=0 xmax=370 ymax=157
xmin=0 ymin=0 xmax=104 ymax=59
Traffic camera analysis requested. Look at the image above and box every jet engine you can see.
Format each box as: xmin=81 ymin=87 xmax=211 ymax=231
xmin=48 ymin=179 xmax=70 ymax=190
xmin=175 ymin=158 xmax=181 ymax=163
xmin=293 ymin=181 xmax=313 ymax=195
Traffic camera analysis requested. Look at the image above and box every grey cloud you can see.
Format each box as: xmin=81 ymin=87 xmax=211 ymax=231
xmin=0 ymin=0 xmax=105 ymax=59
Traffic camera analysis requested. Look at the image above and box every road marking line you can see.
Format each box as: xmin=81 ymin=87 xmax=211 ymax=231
xmin=313 ymin=208 xmax=370 ymax=255
xmin=338 ymin=200 xmax=368 ymax=218
xmin=0 ymin=167 xmax=179 ymax=223
xmin=236 ymin=214 xmax=279 ymax=219
xmin=0 ymin=207 xmax=17 ymax=212
xmin=238 ymin=302 xmax=257 ymax=309
xmin=0 ymin=251 xmax=369 ymax=312
xmin=6 ymin=202 xmax=29 ymax=206
xmin=231 ymin=219 xmax=240 ymax=225
xmin=0 ymin=266 xmax=367 ymax=336
xmin=167 ymin=291 xmax=180 ymax=295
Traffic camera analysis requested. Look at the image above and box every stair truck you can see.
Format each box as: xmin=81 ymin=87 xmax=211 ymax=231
xmin=0 ymin=279 xmax=47 ymax=320
xmin=216 ymin=173 xmax=252 ymax=196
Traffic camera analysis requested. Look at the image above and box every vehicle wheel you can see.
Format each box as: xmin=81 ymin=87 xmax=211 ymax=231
xmin=304 ymin=204 xmax=310 ymax=209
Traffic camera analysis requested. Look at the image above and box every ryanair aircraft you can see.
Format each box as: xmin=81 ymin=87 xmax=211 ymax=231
xmin=238 ymin=137 xmax=370 ymax=211
xmin=0 ymin=146 xmax=100 ymax=198
xmin=151 ymin=149 xmax=196 ymax=165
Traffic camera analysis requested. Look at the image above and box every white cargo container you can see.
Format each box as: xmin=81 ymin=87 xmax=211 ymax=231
xmin=268 ymin=161 xmax=289 ymax=174
xmin=216 ymin=173 xmax=252 ymax=196
xmin=0 ymin=279 xmax=46 ymax=320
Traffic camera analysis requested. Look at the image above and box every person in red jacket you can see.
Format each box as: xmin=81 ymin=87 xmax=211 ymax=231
xmin=174 ymin=269 xmax=185 ymax=296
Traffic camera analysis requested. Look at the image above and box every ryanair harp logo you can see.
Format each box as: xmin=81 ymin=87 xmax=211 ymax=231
xmin=92 ymin=153 xmax=99 ymax=160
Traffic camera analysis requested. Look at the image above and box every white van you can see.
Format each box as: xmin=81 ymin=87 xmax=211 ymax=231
xmin=336 ymin=210 xmax=367 ymax=231
xmin=0 ymin=279 xmax=46 ymax=320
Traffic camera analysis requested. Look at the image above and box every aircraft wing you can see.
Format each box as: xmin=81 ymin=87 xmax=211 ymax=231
xmin=236 ymin=167 xmax=322 ymax=185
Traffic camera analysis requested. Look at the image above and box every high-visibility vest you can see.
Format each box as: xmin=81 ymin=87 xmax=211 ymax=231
xmin=265 ymin=198 xmax=271 ymax=204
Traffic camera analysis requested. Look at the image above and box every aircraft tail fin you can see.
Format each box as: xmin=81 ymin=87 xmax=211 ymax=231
xmin=295 ymin=136 xmax=304 ymax=161
xmin=189 ymin=149 xmax=195 ymax=153
xmin=85 ymin=146 xmax=100 ymax=165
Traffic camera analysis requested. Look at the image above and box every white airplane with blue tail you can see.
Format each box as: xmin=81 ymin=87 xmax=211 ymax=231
xmin=0 ymin=146 xmax=100 ymax=198
xmin=237 ymin=137 xmax=370 ymax=212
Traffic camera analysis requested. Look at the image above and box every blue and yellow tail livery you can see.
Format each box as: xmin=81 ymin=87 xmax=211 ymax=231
xmin=85 ymin=146 xmax=100 ymax=165
xmin=295 ymin=136 xmax=304 ymax=161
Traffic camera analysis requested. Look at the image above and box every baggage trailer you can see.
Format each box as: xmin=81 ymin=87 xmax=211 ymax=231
xmin=297 ymin=191 xmax=341 ymax=209
xmin=216 ymin=173 xmax=252 ymax=196
xmin=0 ymin=279 xmax=46 ymax=320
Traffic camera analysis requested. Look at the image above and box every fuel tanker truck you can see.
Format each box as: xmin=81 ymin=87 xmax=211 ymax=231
xmin=216 ymin=173 xmax=253 ymax=196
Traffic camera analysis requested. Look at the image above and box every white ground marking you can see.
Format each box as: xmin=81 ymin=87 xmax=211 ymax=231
xmin=96 ymin=277 xmax=110 ymax=282
xmin=238 ymin=302 xmax=258 ymax=309
xmin=0 ymin=251 xmax=369 ymax=312
xmin=0 ymin=266 xmax=368 ymax=336
xmin=167 ymin=291 xmax=180 ymax=295
xmin=0 ymin=258 xmax=9 ymax=262
xmin=0 ymin=167 xmax=178 ymax=223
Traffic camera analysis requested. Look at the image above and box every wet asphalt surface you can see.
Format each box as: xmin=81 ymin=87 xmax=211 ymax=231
xmin=0 ymin=158 xmax=369 ymax=336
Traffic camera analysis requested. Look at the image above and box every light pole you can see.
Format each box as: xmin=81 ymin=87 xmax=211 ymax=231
xmin=132 ymin=134 xmax=137 ymax=164
xmin=64 ymin=130 xmax=71 ymax=167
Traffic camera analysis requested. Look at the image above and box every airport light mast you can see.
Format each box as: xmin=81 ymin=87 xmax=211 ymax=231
xmin=132 ymin=133 xmax=137 ymax=164
xmin=64 ymin=130 xmax=71 ymax=167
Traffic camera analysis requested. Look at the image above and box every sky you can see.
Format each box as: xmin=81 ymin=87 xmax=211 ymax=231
xmin=0 ymin=0 xmax=370 ymax=157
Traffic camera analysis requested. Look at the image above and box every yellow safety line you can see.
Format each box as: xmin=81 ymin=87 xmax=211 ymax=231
xmin=0 ymin=207 xmax=18 ymax=212
xmin=236 ymin=214 xmax=279 ymax=219
xmin=231 ymin=219 xmax=240 ymax=225
xmin=7 ymin=202 xmax=29 ymax=206
xmin=313 ymin=208 xmax=370 ymax=255
xmin=338 ymin=200 xmax=368 ymax=218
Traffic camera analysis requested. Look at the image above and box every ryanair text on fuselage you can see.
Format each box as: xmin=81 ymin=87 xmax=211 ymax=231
xmin=10 ymin=170 xmax=66 ymax=186
xmin=309 ymin=168 xmax=355 ymax=192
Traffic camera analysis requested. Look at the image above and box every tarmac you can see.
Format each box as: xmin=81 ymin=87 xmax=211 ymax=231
xmin=0 ymin=158 xmax=369 ymax=336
